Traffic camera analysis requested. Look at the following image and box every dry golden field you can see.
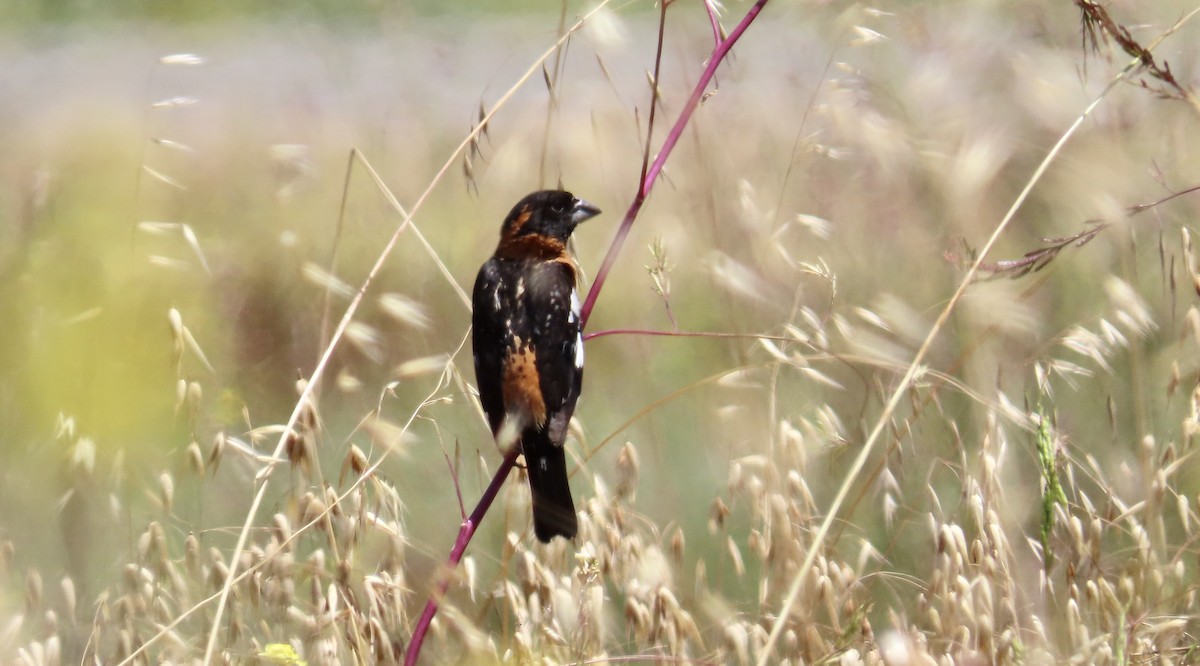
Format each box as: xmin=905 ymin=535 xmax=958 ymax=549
xmin=3 ymin=1 xmax=1200 ymax=663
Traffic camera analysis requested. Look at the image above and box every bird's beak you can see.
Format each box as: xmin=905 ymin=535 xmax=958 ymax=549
xmin=571 ymin=198 xmax=601 ymax=225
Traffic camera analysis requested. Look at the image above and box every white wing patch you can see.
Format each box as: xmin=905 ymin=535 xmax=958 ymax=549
xmin=571 ymin=288 xmax=584 ymax=369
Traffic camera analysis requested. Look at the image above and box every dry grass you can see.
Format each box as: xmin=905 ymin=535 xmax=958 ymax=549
xmin=3 ymin=1 xmax=1200 ymax=664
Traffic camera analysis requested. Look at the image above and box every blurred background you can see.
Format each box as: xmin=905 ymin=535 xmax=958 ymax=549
xmin=3 ymin=0 xmax=1200 ymax=661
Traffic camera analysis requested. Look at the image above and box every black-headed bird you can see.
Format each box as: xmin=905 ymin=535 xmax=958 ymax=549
xmin=472 ymin=190 xmax=601 ymax=542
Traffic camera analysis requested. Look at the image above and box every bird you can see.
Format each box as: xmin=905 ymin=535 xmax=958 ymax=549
xmin=472 ymin=190 xmax=601 ymax=542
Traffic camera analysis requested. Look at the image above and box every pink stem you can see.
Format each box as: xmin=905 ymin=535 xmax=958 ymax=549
xmin=405 ymin=2 xmax=770 ymax=663
xmin=579 ymin=0 xmax=769 ymax=327
xmin=583 ymin=328 xmax=768 ymax=341
xmin=404 ymin=449 xmax=519 ymax=665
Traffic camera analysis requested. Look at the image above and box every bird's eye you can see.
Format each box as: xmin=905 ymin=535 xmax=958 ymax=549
xmin=550 ymin=203 xmax=566 ymax=215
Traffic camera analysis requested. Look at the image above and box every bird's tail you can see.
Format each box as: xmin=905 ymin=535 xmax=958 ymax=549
xmin=523 ymin=433 xmax=577 ymax=542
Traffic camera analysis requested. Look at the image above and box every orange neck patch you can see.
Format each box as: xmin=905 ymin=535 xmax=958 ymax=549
xmin=495 ymin=233 xmax=567 ymax=260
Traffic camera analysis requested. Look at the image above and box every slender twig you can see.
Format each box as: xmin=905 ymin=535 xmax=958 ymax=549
xmin=581 ymin=0 xmax=770 ymax=324
xmin=403 ymin=2 xmax=770 ymax=664
xmin=771 ymin=30 xmax=842 ymax=227
xmin=404 ymin=445 xmax=519 ymax=665
xmin=1126 ymin=182 xmax=1200 ymax=213
xmin=444 ymin=447 xmax=467 ymax=520
xmin=537 ymin=0 xmax=571 ymax=187
xmin=583 ymin=327 xmax=791 ymax=342
xmin=753 ymin=8 xmax=1200 ymax=664
xmin=638 ymin=0 xmax=668 ymax=188
xmin=963 ymin=183 xmax=1200 ymax=278
xmin=319 ymin=149 xmax=357 ymax=348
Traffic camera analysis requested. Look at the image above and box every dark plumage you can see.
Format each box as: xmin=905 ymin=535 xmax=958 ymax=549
xmin=472 ymin=190 xmax=601 ymax=542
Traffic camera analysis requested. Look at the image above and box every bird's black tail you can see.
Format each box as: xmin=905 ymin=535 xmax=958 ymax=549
xmin=523 ymin=433 xmax=577 ymax=542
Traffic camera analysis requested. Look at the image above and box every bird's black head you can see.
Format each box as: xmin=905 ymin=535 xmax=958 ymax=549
xmin=500 ymin=190 xmax=601 ymax=244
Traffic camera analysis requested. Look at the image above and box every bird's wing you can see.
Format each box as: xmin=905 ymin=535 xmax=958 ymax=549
xmin=471 ymin=258 xmax=509 ymax=436
xmin=525 ymin=260 xmax=583 ymax=448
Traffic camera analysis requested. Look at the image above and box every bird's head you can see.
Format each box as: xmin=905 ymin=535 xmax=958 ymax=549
xmin=499 ymin=190 xmax=601 ymax=246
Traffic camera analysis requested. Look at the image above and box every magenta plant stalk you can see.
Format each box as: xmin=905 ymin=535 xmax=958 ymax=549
xmin=404 ymin=447 xmax=519 ymax=665
xmin=579 ymin=0 xmax=768 ymax=322
xmin=404 ymin=2 xmax=770 ymax=663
